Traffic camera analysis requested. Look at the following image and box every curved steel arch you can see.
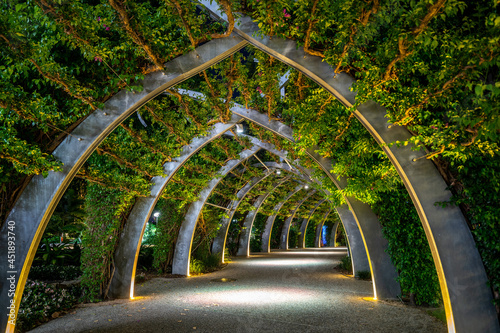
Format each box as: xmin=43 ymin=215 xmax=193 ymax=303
xmin=261 ymin=184 xmax=304 ymax=253
xmin=200 ymin=3 xmax=498 ymax=331
xmin=175 ymin=92 xmax=396 ymax=297
xmin=279 ymin=191 xmax=317 ymax=250
xmin=109 ymin=117 xmax=241 ymax=298
xmin=172 ymin=147 xmax=260 ymax=276
xmin=328 ymin=221 xmax=340 ymax=248
xmin=0 ymin=35 xmax=248 ymax=332
xmin=210 ymin=169 xmax=277 ymax=262
xmin=298 ymin=199 xmax=327 ymax=249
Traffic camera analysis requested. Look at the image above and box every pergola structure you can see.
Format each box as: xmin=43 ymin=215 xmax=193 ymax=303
xmin=0 ymin=1 xmax=499 ymax=332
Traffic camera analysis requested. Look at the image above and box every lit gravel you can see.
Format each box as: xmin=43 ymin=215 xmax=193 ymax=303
xmin=29 ymin=248 xmax=446 ymax=333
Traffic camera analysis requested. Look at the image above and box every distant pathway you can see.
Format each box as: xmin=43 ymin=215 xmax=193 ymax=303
xmin=30 ymin=248 xmax=446 ymax=332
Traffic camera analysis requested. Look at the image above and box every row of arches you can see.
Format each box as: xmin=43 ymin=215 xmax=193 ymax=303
xmin=0 ymin=8 xmax=498 ymax=333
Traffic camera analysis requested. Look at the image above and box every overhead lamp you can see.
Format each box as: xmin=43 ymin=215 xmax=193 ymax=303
xmin=276 ymin=170 xmax=281 ymax=175
xmin=153 ymin=212 xmax=160 ymax=218
xmin=304 ymin=184 xmax=309 ymax=190
xmin=236 ymin=124 xmax=244 ymax=133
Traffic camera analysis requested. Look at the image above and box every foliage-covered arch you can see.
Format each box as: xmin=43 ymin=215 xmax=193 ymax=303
xmin=1 ymin=1 xmax=499 ymax=332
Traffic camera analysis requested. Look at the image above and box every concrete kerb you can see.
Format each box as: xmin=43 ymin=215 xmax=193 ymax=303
xmin=0 ymin=35 xmax=248 ymax=332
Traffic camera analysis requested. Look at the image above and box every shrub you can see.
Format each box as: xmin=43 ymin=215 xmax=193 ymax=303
xmin=28 ymin=265 xmax=81 ymax=281
xmin=189 ymin=258 xmax=205 ymax=275
xmin=16 ymin=280 xmax=78 ymax=332
xmin=357 ymin=270 xmax=371 ymax=280
xmin=338 ymin=256 xmax=352 ymax=274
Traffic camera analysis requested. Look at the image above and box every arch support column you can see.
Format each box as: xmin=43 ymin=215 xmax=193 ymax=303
xmin=279 ymin=191 xmax=316 ymax=250
xmin=109 ymin=117 xmax=241 ymax=299
xmin=172 ymin=147 xmax=259 ymax=276
xmin=212 ymin=171 xmax=274 ymax=262
xmin=298 ymin=199 xmax=326 ymax=248
xmin=236 ymin=176 xmax=290 ymax=257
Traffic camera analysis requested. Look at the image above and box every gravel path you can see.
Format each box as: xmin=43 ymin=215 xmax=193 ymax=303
xmin=29 ymin=248 xmax=446 ymax=332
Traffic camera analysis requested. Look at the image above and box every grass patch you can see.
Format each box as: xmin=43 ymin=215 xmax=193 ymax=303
xmin=426 ymin=308 xmax=446 ymax=324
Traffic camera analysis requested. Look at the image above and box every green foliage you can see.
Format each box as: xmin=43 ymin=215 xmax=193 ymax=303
xmin=270 ymin=215 xmax=285 ymax=249
xmin=1 ymin=0 xmax=498 ymax=315
xmin=33 ymin=239 xmax=81 ymax=267
xmin=189 ymin=258 xmax=205 ymax=275
xmin=80 ymin=184 xmax=135 ymax=301
xmin=250 ymin=213 xmax=267 ymax=252
xmin=28 ymin=265 xmax=81 ymax=282
xmin=153 ymin=198 xmax=187 ymax=273
xmin=357 ymin=270 xmax=371 ymax=280
xmin=190 ymin=252 xmax=223 ymax=275
xmin=16 ymin=280 xmax=79 ymax=332
xmin=373 ymin=186 xmax=442 ymax=306
xmin=338 ymin=256 xmax=352 ymax=274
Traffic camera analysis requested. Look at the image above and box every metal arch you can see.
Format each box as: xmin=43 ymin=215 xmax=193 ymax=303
xmin=109 ymin=116 xmax=242 ymax=298
xmin=228 ymin=106 xmax=399 ymax=299
xmin=315 ymin=210 xmax=334 ymax=248
xmin=235 ymin=175 xmax=290 ymax=257
xmin=0 ymin=35 xmax=248 ymax=332
xmin=212 ymin=160 xmax=313 ymax=260
xmin=200 ymin=3 xmax=498 ymax=330
xmin=261 ymin=184 xmax=304 ymax=253
xmin=279 ymin=191 xmax=316 ymax=250
xmin=171 ymin=146 xmax=260 ymax=276
xmin=211 ymin=170 xmax=275 ymax=263
xmin=298 ymin=199 xmax=327 ymax=249
xmin=222 ymin=137 xmax=368 ymax=275
xmin=222 ymin=122 xmax=376 ymax=287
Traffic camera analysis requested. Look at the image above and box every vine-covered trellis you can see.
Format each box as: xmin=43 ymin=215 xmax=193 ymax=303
xmin=1 ymin=0 xmax=499 ymax=331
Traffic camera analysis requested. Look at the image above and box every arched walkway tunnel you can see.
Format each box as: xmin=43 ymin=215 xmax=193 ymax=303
xmin=0 ymin=1 xmax=499 ymax=332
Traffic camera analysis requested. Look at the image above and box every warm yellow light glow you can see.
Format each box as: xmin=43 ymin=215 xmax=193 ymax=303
xmin=362 ymin=297 xmax=378 ymax=302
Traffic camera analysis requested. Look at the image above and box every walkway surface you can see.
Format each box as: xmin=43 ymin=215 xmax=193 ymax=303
xmin=30 ymin=248 xmax=446 ymax=332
